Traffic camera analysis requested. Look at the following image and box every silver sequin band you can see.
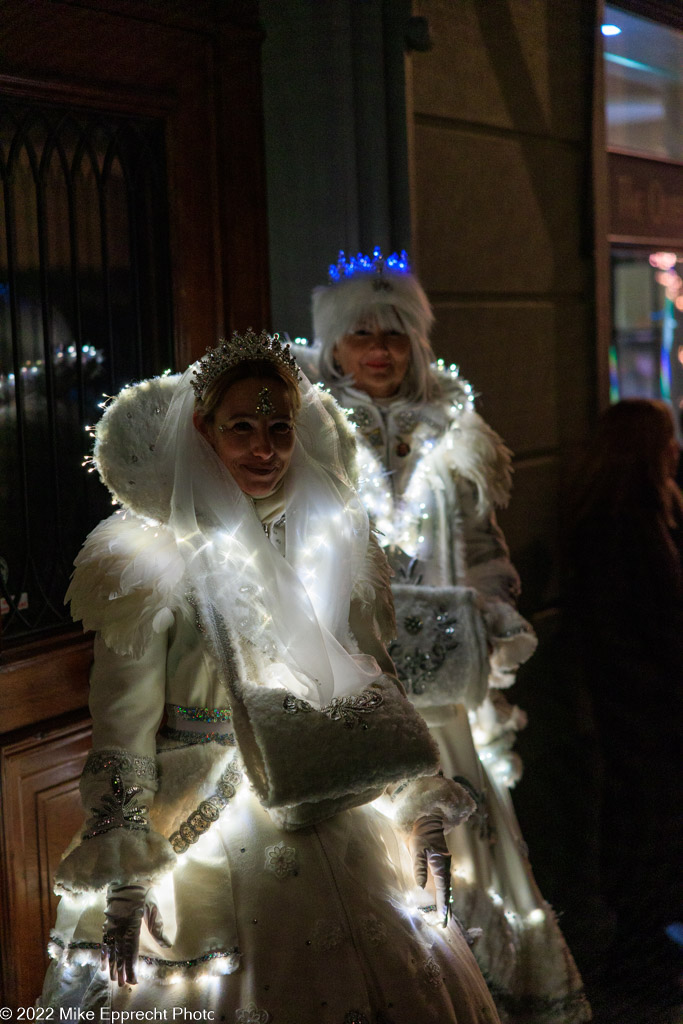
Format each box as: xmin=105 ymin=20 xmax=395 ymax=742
xmin=168 ymin=762 xmax=242 ymax=855
xmin=161 ymin=725 xmax=236 ymax=748
xmin=166 ymin=703 xmax=232 ymax=723
xmin=163 ymin=706 xmax=236 ymax=748
xmin=49 ymin=934 xmax=241 ymax=976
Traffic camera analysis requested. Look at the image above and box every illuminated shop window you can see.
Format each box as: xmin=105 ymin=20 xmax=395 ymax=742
xmin=604 ymin=5 xmax=683 ymax=161
xmin=610 ymin=248 xmax=683 ymax=433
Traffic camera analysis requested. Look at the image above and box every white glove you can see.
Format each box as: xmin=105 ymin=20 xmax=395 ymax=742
xmin=408 ymin=814 xmax=452 ymax=927
xmin=102 ymin=883 xmax=171 ymax=986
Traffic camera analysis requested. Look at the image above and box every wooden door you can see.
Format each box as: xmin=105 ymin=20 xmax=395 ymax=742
xmin=0 ymin=721 xmax=92 ymax=1008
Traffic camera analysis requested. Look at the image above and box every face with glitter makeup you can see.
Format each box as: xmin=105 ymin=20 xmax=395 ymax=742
xmin=194 ymin=376 xmax=296 ymax=496
xmin=334 ymin=315 xmax=411 ymax=399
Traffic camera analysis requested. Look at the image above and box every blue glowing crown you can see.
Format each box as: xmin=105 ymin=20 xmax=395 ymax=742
xmin=327 ymin=247 xmax=412 ymax=285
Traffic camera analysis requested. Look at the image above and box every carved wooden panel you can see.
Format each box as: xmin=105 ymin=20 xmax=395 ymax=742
xmin=0 ymin=719 xmax=91 ymax=1009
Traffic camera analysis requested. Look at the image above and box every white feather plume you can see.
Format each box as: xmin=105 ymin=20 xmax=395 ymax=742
xmin=65 ymin=513 xmax=187 ymax=657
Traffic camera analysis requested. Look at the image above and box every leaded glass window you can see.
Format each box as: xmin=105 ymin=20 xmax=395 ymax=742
xmin=0 ymin=99 xmax=173 ymax=642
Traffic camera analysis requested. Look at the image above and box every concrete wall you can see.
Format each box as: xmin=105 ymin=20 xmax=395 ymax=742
xmin=408 ymin=0 xmax=599 ymax=620
xmin=260 ymin=0 xmax=412 ymax=339
xmin=406 ymin=2 xmax=602 ymax=929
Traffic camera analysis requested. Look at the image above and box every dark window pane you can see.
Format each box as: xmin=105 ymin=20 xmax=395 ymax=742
xmin=0 ymin=99 xmax=173 ymax=642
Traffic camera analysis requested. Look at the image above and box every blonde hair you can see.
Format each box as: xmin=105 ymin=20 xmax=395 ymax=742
xmin=195 ymin=358 xmax=301 ymax=423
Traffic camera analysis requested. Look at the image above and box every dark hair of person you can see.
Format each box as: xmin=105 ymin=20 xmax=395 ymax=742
xmin=571 ymin=398 xmax=682 ymax=529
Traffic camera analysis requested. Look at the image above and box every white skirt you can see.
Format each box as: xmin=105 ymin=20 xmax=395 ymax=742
xmin=41 ymin=778 xmax=501 ymax=1024
xmin=422 ymin=703 xmax=591 ymax=1024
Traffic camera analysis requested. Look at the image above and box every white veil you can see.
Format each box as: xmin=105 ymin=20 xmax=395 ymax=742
xmin=155 ymin=365 xmax=382 ymax=707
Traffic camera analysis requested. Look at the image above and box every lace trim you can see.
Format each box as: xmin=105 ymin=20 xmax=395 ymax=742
xmin=166 ymin=703 xmax=232 ymax=723
xmin=282 ymin=689 xmax=384 ymax=729
xmin=49 ymin=933 xmax=241 ymax=975
xmin=82 ymin=772 xmax=149 ymax=840
xmin=168 ymin=762 xmax=242 ymax=854
xmin=82 ymin=749 xmax=158 ymax=781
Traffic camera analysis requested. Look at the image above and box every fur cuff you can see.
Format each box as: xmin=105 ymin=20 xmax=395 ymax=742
xmin=483 ymin=600 xmax=537 ymax=685
xmin=391 ymin=775 xmax=476 ymax=834
xmin=55 ymin=827 xmax=177 ymax=894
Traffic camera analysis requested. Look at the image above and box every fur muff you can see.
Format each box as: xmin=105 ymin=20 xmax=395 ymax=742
xmin=229 ymin=674 xmax=440 ymax=818
xmin=390 ymin=584 xmax=490 ymax=710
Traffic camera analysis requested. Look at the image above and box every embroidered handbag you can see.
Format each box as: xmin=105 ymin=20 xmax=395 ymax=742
xmin=389 ymin=584 xmax=489 ymax=710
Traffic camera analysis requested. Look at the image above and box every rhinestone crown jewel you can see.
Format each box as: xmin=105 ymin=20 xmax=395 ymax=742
xmin=327 ymin=246 xmax=411 ymax=283
xmin=191 ymin=329 xmax=301 ymax=400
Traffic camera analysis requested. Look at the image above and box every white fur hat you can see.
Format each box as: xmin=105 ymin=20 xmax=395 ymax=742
xmin=311 ymin=250 xmax=437 ymax=400
xmin=312 ymin=251 xmax=434 ymax=352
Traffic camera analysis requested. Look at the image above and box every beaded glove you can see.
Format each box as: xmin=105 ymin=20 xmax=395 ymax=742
xmin=102 ymin=883 xmax=171 ymax=986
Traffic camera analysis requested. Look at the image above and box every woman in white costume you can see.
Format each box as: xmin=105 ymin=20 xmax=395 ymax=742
xmin=299 ymin=250 xmax=591 ymax=1024
xmin=40 ymin=329 xmax=502 ymax=1024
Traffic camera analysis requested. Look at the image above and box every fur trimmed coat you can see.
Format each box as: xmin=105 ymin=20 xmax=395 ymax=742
xmin=41 ymin=509 xmax=501 ymax=1024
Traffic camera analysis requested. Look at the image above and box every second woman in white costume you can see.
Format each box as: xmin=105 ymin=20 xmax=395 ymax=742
xmin=299 ymin=250 xmax=591 ymax=1024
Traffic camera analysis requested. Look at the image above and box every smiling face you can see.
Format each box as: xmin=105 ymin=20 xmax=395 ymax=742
xmin=194 ymin=376 xmax=296 ymax=496
xmin=333 ymin=316 xmax=411 ymax=398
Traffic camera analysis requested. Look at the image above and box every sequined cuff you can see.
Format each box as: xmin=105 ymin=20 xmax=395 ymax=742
xmin=82 ymin=771 xmax=149 ymax=840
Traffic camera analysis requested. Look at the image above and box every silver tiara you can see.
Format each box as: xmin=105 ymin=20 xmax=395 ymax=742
xmin=191 ymin=329 xmax=301 ymax=400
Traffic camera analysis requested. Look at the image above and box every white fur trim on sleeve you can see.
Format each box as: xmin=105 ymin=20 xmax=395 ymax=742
xmin=55 ymin=827 xmax=176 ymax=894
xmin=65 ymin=513 xmax=187 ymax=657
xmin=391 ymin=775 xmax=476 ymax=834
